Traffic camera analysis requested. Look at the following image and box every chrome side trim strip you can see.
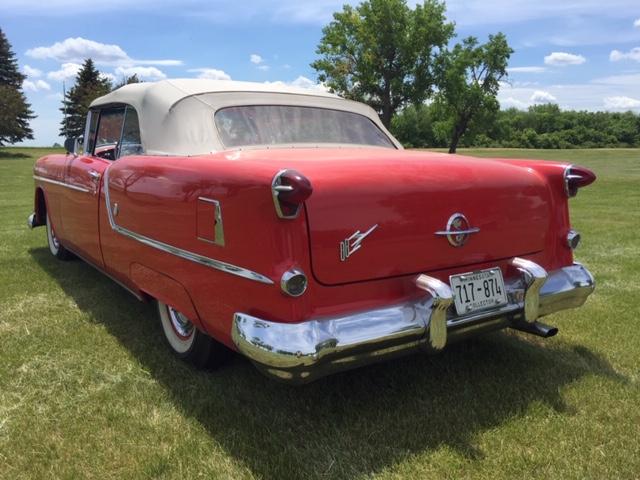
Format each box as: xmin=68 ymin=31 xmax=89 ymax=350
xmin=102 ymin=167 xmax=274 ymax=285
xmin=33 ymin=175 xmax=91 ymax=193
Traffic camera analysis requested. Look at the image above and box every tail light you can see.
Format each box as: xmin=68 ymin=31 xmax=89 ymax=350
xmin=271 ymin=169 xmax=313 ymax=219
xmin=564 ymin=165 xmax=596 ymax=197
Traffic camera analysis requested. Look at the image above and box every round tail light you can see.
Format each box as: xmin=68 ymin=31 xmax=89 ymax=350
xmin=280 ymin=268 xmax=308 ymax=297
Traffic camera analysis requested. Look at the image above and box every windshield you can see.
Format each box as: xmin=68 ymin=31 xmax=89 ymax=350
xmin=214 ymin=105 xmax=395 ymax=149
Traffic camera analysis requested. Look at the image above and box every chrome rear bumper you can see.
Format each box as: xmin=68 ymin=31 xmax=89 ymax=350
xmin=232 ymin=259 xmax=595 ymax=384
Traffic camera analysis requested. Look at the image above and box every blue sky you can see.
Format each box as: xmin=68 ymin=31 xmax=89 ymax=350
xmin=2 ymin=0 xmax=640 ymax=146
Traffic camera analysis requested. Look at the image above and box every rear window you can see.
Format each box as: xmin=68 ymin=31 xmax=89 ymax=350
xmin=214 ymin=105 xmax=395 ymax=149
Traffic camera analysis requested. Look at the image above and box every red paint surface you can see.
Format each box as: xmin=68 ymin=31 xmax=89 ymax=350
xmin=34 ymin=148 xmax=590 ymax=349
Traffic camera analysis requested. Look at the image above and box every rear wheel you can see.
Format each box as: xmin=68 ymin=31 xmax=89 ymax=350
xmin=46 ymin=214 xmax=73 ymax=260
xmin=157 ymin=301 xmax=229 ymax=368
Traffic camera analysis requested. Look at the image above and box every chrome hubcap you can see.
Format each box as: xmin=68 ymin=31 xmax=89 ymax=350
xmin=50 ymin=229 xmax=60 ymax=249
xmin=47 ymin=217 xmax=60 ymax=250
xmin=168 ymin=306 xmax=194 ymax=338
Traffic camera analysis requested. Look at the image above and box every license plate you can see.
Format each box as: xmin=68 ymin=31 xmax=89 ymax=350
xmin=449 ymin=268 xmax=507 ymax=316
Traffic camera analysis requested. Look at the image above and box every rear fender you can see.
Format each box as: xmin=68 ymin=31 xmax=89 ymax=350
xmin=130 ymin=263 xmax=205 ymax=331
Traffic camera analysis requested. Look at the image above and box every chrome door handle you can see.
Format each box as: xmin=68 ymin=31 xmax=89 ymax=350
xmin=88 ymin=170 xmax=101 ymax=181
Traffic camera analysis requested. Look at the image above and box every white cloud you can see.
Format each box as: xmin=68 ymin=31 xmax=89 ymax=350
xmin=250 ymin=54 xmax=264 ymax=64
xmin=134 ymin=59 xmax=182 ymax=66
xmin=47 ymin=62 xmax=82 ymax=81
xmin=264 ymin=75 xmax=328 ymax=92
xmin=500 ymin=97 xmax=529 ymax=109
xmin=499 ymin=80 xmax=640 ymax=112
xmin=23 ymin=79 xmax=51 ymax=92
xmin=257 ymin=65 xmax=270 ymax=71
xmin=592 ymin=73 xmax=640 ymax=85
xmin=188 ymin=68 xmax=232 ymax=80
xmin=609 ymin=47 xmax=640 ymax=62
xmin=530 ymin=90 xmax=557 ymax=104
xmin=22 ymin=65 xmax=42 ymax=78
xmin=26 ymin=37 xmax=181 ymax=67
xmin=544 ymin=52 xmax=586 ymax=66
xmin=27 ymin=37 xmax=128 ymax=64
xmin=36 ymin=79 xmax=51 ymax=90
xmin=603 ymin=96 xmax=640 ymax=109
xmin=100 ymin=72 xmax=117 ymax=83
xmin=114 ymin=66 xmax=166 ymax=80
xmin=507 ymin=66 xmax=546 ymax=73
xmin=634 ymin=18 xmax=640 ymax=28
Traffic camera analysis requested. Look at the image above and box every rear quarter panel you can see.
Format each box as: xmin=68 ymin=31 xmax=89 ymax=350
xmin=99 ymin=151 xmax=575 ymax=348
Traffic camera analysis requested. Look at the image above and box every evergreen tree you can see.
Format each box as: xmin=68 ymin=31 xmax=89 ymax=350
xmin=0 ymin=28 xmax=35 ymax=145
xmin=60 ymin=59 xmax=111 ymax=138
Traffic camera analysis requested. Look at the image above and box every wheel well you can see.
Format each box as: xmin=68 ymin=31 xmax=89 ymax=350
xmin=34 ymin=188 xmax=47 ymax=226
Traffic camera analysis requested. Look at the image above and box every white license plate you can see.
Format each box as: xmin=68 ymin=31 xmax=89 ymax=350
xmin=449 ymin=268 xmax=507 ymax=316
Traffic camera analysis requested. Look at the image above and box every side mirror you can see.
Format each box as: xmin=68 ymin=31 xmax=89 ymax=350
xmin=64 ymin=137 xmax=83 ymax=156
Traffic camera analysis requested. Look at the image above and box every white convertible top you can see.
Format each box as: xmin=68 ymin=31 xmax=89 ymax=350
xmin=90 ymin=79 xmax=399 ymax=155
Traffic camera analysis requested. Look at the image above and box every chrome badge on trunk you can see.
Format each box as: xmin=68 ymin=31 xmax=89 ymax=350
xmin=435 ymin=213 xmax=480 ymax=247
xmin=340 ymin=224 xmax=378 ymax=261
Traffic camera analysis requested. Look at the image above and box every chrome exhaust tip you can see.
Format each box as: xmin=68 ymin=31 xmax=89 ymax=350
xmin=510 ymin=320 xmax=558 ymax=338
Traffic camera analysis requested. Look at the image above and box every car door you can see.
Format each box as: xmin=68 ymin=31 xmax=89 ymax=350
xmin=62 ymin=105 xmax=140 ymax=267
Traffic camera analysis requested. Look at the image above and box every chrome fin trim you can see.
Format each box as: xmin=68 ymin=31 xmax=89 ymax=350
xmin=33 ymin=175 xmax=91 ymax=193
xmin=102 ymin=167 xmax=274 ymax=285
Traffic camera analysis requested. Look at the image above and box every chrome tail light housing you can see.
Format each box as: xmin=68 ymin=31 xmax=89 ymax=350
xmin=564 ymin=164 xmax=596 ymax=197
xmin=271 ymin=169 xmax=313 ymax=219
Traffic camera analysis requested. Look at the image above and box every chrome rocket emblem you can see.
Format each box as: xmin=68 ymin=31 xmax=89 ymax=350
xmin=340 ymin=224 xmax=378 ymax=261
xmin=435 ymin=213 xmax=480 ymax=247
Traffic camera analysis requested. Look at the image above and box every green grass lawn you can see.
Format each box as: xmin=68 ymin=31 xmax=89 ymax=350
xmin=1 ymin=147 xmax=638 ymax=479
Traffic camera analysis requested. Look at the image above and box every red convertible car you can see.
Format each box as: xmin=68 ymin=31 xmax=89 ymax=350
xmin=29 ymin=79 xmax=596 ymax=383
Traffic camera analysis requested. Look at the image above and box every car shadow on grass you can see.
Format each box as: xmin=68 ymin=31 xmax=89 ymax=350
xmin=30 ymin=247 xmax=625 ymax=479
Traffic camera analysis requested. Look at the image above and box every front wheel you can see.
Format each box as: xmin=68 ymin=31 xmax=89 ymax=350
xmin=46 ymin=214 xmax=73 ymax=260
xmin=157 ymin=301 xmax=229 ymax=368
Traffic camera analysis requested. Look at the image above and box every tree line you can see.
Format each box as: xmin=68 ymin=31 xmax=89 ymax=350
xmin=391 ymin=103 xmax=640 ymax=149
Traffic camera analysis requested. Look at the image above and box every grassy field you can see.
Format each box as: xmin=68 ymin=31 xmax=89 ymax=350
xmin=0 ymin=147 xmax=638 ymax=479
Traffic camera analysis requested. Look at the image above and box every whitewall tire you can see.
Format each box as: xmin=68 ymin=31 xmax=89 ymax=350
xmin=46 ymin=214 xmax=72 ymax=260
xmin=157 ymin=301 xmax=230 ymax=368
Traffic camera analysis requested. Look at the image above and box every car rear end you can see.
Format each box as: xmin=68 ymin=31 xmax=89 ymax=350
xmin=230 ymin=149 xmax=596 ymax=383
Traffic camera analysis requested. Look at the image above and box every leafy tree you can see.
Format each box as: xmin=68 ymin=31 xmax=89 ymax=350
xmin=0 ymin=28 xmax=35 ymax=145
xmin=391 ymin=104 xmax=436 ymax=148
xmin=312 ymin=0 xmax=454 ymax=127
xmin=433 ymin=33 xmax=512 ymax=153
xmin=60 ymin=58 xmax=111 ymax=138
